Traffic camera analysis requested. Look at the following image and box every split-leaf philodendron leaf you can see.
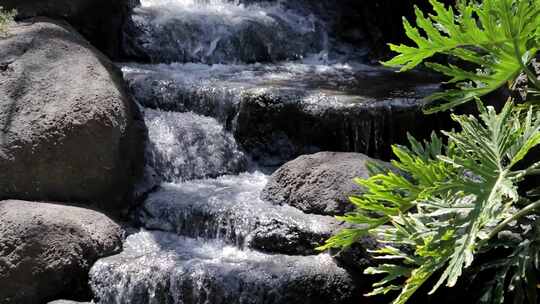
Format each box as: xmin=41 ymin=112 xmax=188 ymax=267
xmin=383 ymin=0 xmax=540 ymax=113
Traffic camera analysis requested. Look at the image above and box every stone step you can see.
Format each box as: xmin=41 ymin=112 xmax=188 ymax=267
xmin=137 ymin=171 xmax=344 ymax=255
xmin=123 ymin=61 xmax=448 ymax=165
xmin=89 ymin=230 xmax=364 ymax=304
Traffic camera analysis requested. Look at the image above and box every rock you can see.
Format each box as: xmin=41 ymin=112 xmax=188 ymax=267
xmin=0 ymin=200 xmax=124 ymax=304
xmin=233 ymin=67 xmax=446 ymax=164
xmin=0 ymin=20 xmax=145 ymax=212
xmin=261 ymin=152 xmax=383 ymax=216
xmin=2 ymin=0 xmax=134 ymax=59
xmin=90 ymin=230 xmax=363 ymax=304
xmin=332 ymin=240 xmax=378 ymax=274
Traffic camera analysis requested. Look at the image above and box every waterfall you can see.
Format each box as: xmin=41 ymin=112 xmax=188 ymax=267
xmin=124 ymin=0 xmax=329 ymax=63
xmin=143 ymin=109 xmax=247 ymax=183
xmin=89 ymin=0 xmax=443 ymax=302
xmin=90 ymin=231 xmax=357 ymax=304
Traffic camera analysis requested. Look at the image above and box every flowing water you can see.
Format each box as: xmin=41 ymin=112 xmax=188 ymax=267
xmin=88 ymin=0 xmax=441 ymax=302
xmin=138 ymin=172 xmax=342 ymax=255
xmin=123 ymin=0 xmax=329 ymax=63
xmin=90 ymin=231 xmax=359 ymax=304
xmin=143 ymin=109 xmax=248 ymax=183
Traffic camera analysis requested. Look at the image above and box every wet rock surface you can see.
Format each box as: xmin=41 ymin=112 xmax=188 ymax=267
xmin=0 ymin=20 xmax=144 ymax=212
xmin=261 ymin=152 xmax=383 ymax=216
xmin=90 ymin=231 xmax=363 ymax=304
xmin=122 ymin=62 xmax=447 ymax=165
xmin=0 ymin=200 xmax=124 ymax=304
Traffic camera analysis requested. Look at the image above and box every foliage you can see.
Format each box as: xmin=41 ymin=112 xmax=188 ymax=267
xmin=319 ymin=101 xmax=540 ymax=303
xmin=382 ymin=0 xmax=540 ymax=113
xmin=320 ymin=0 xmax=540 ymax=303
xmin=475 ymin=216 xmax=540 ymax=304
xmin=0 ymin=6 xmax=15 ymax=36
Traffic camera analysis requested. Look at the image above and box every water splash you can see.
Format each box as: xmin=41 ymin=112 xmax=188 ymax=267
xmin=139 ymin=171 xmax=341 ymax=255
xmin=90 ymin=0 xmax=446 ymax=302
xmin=124 ymin=0 xmax=327 ymax=63
xmin=124 ymin=61 xmax=442 ymax=164
xmin=122 ymin=60 xmax=440 ymax=112
xmin=143 ymin=109 xmax=247 ymax=184
xmin=90 ymin=230 xmax=360 ymax=304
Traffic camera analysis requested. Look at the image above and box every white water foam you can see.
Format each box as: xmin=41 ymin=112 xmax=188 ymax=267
xmin=126 ymin=0 xmax=327 ymax=63
xmin=139 ymin=171 xmax=339 ymax=254
xmin=90 ymin=230 xmax=357 ymax=304
xmin=143 ymin=109 xmax=247 ymax=184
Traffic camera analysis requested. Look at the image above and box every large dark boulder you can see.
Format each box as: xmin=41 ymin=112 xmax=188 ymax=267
xmin=1 ymin=0 xmax=134 ymax=59
xmin=261 ymin=152 xmax=383 ymax=216
xmin=0 ymin=20 xmax=145 ymax=212
xmin=0 ymin=200 xmax=124 ymax=304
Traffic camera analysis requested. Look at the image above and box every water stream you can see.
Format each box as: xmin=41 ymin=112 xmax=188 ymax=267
xmin=88 ymin=0 xmax=439 ymax=302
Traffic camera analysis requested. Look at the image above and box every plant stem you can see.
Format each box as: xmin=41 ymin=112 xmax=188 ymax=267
xmin=502 ymin=0 xmax=540 ymax=92
xmin=488 ymin=200 xmax=540 ymax=240
xmin=521 ymin=62 xmax=540 ymax=91
xmin=510 ymin=35 xmax=540 ymax=91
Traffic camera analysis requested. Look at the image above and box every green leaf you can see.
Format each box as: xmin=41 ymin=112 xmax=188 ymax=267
xmin=392 ymin=261 xmax=443 ymax=304
xmin=322 ymin=101 xmax=540 ymax=303
xmin=383 ymin=0 xmax=540 ymax=113
xmin=317 ymin=133 xmax=453 ymax=251
xmin=477 ymin=218 xmax=540 ymax=304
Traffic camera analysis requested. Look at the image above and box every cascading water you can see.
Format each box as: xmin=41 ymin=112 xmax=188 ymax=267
xmin=123 ymin=0 xmax=329 ymax=63
xmin=138 ymin=172 xmax=343 ymax=255
xmin=88 ymin=0 xmax=442 ymax=302
xmin=143 ymin=109 xmax=247 ymax=183
xmin=90 ymin=231 xmax=359 ymax=304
